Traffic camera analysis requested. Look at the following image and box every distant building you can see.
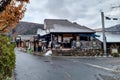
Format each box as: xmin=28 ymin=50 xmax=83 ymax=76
xmin=15 ymin=35 xmax=35 ymax=47
xmin=96 ymin=31 xmax=120 ymax=54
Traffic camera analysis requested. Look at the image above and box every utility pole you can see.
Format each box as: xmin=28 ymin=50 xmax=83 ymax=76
xmin=101 ymin=12 xmax=107 ymax=56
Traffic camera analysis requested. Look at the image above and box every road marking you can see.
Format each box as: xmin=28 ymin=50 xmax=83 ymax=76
xmin=85 ymin=63 xmax=120 ymax=73
xmin=65 ymin=72 xmax=72 ymax=78
xmin=72 ymin=60 xmax=79 ymax=63
xmin=65 ymin=72 xmax=72 ymax=80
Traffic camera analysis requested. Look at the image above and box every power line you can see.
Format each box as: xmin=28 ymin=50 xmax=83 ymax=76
xmin=105 ymin=4 xmax=120 ymax=20
xmin=111 ymin=5 xmax=120 ymax=9
xmin=105 ymin=16 xmax=120 ymax=20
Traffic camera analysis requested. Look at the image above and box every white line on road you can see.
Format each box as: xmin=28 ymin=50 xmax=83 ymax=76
xmin=85 ymin=63 xmax=120 ymax=73
xmin=65 ymin=72 xmax=72 ymax=80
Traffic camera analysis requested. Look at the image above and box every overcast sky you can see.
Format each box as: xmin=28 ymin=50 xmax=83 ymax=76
xmin=22 ymin=0 xmax=120 ymax=29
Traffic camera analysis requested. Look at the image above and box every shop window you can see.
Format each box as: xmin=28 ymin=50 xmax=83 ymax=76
xmin=80 ymin=36 xmax=88 ymax=41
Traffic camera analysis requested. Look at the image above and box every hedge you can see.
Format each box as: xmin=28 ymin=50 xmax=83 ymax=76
xmin=0 ymin=35 xmax=16 ymax=80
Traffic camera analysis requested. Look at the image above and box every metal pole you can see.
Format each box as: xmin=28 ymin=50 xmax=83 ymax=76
xmin=101 ymin=12 xmax=107 ymax=56
xmin=51 ymin=34 xmax=53 ymax=42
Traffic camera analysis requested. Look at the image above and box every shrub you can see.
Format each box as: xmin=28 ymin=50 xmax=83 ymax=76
xmin=112 ymin=53 xmax=119 ymax=57
xmin=0 ymin=35 xmax=16 ymax=80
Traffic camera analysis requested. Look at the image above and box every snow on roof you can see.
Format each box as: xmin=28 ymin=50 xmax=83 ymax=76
xmin=96 ymin=32 xmax=120 ymax=43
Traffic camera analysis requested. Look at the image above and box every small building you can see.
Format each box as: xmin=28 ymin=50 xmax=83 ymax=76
xmin=15 ymin=35 xmax=35 ymax=48
xmin=96 ymin=31 xmax=120 ymax=54
xmin=37 ymin=19 xmax=101 ymax=50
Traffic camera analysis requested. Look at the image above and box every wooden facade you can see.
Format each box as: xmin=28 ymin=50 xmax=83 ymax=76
xmin=49 ymin=33 xmax=101 ymax=49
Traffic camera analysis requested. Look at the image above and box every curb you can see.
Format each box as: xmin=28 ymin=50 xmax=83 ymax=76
xmin=51 ymin=56 xmax=114 ymax=59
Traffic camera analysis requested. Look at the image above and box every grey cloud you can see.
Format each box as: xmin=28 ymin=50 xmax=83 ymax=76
xmin=44 ymin=0 xmax=90 ymax=20
xmin=22 ymin=0 xmax=120 ymax=28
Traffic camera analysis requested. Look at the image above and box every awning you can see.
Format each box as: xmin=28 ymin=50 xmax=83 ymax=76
xmin=79 ymin=34 xmax=100 ymax=37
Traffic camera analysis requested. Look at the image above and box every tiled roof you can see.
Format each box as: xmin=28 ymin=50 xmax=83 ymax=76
xmin=18 ymin=35 xmax=35 ymax=40
xmin=44 ymin=19 xmax=95 ymax=33
xmin=96 ymin=32 xmax=120 ymax=43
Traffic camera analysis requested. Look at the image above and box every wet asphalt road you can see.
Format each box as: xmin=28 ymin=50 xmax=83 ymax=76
xmin=15 ymin=48 xmax=120 ymax=80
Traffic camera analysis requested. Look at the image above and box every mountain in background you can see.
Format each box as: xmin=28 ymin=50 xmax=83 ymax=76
xmin=14 ymin=22 xmax=120 ymax=35
xmin=13 ymin=21 xmax=44 ymax=35
xmin=106 ymin=24 xmax=120 ymax=32
xmin=95 ymin=24 xmax=120 ymax=32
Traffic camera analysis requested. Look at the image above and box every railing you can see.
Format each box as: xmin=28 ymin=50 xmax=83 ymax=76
xmin=52 ymin=49 xmax=103 ymax=56
xmin=80 ymin=41 xmax=102 ymax=49
xmin=52 ymin=41 xmax=103 ymax=56
xmin=52 ymin=48 xmax=120 ymax=56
